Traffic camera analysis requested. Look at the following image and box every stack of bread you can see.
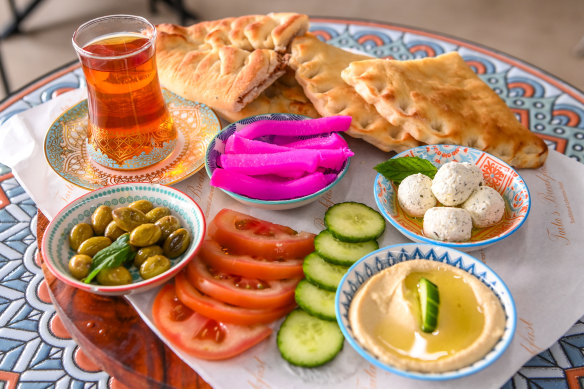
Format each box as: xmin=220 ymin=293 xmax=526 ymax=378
xmin=155 ymin=13 xmax=548 ymax=168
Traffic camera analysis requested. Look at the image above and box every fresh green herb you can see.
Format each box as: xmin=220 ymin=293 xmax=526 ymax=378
xmin=374 ymin=156 xmax=437 ymax=184
xmin=84 ymin=234 xmax=136 ymax=284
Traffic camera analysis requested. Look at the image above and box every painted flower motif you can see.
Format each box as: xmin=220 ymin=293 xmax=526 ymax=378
xmin=482 ymin=160 xmax=505 ymax=188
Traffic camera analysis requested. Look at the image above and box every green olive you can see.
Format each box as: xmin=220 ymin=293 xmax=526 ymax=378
xmin=139 ymin=254 xmax=171 ymax=279
xmin=163 ymin=228 xmax=191 ymax=258
xmin=104 ymin=221 xmax=125 ymax=241
xmin=68 ymin=254 xmax=92 ymax=279
xmin=96 ymin=266 xmax=133 ymax=286
xmin=145 ymin=206 xmax=171 ymax=223
xmin=155 ymin=215 xmax=181 ymax=242
xmin=112 ymin=207 xmax=148 ymax=231
xmin=77 ymin=236 xmax=112 ymax=256
xmin=129 ymin=199 xmax=154 ymax=214
xmin=91 ymin=205 xmax=113 ymax=235
xmin=129 ymin=223 xmax=162 ymax=247
xmin=68 ymin=223 xmax=94 ymax=251
xmin=134 ymin=245 xmax=164 ymax=267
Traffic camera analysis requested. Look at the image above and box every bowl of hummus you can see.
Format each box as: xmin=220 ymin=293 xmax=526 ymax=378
xmin=336 ymin=243 xmax=516 ymax=380
xmin=374 ymin=144 xmax=530 ymax=252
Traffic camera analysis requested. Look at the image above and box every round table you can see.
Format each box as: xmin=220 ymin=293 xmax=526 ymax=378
xmin=0 ymin=17 xmax=583 ymax=389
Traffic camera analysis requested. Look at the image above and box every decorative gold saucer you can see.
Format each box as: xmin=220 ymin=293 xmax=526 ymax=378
xmin=44 ymin=89 xmax=221 ymax=190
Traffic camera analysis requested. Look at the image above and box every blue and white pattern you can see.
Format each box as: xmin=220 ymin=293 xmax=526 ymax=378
xmin=336 ymin=243 xmax=516 ymax=381
xmin=0 ymin=174 xmax=111 ymax=387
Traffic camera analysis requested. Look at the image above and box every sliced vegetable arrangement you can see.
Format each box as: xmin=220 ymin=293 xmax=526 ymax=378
xmin=210 ymin=116 xmax=354 ymax=200
xmin=277 ymin=202 xmax=385 ymax=367
xmin=152 ymin=283 xmax=272 ymax=360
xmin=152 ymin=209 xmax=315 ymax=360
xmin=152 ymin=204 xmax=385 ymax=363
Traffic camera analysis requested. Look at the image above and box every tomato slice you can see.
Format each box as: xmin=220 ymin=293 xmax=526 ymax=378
xmin=199 ymin=239 xmax=305 ymax=280
xmin=175 ymin=271 xmax=296 ymax=325
xmin=152 ymin=283 xmax=272 ymax=360
xmin=208 ymin=209 xmax=315 ymax=261
xmin=186 ymin=256 xmax=300 ymax=309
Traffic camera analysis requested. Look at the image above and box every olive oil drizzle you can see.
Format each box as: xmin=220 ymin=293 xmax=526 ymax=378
xmin=373 ymin=268 xmax=485 ymax=362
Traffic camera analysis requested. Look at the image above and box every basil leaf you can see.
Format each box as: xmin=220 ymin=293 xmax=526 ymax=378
xmin=374 ymin=156 xmax=437 ymax=184
xmin=83 ymin=234 xmax=136 ymax=284
xmin=90 ymin=233 xmax=129 ymax=264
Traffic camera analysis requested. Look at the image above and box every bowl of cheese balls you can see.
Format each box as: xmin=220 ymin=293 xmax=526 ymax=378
xmin=41 ymin=183 xmax=206 ymax=295
xmin=373 ymin=145 xmax=531 ymax=252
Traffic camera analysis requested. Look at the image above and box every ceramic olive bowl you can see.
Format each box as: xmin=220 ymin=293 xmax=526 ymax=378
xmin=374 ymin=144 xmax=531 ymax=252
xmin=41 ymin=183 xmax=206 ymax=296
xmin=336 ymin=243 xmax=516 ymax=380
xmin=205 ymin=113 xmax=351 ymax=210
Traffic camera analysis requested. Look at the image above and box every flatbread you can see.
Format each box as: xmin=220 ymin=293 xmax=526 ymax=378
xmin=156 ymin=13 xmax=309 ymax=112
xmin=214 ymin=69 xmax=320 ymax=122
xmin=289 ymin=34 xmax=419 ymax=153
xmin=341 ymin=52 xmax=548 ymax=168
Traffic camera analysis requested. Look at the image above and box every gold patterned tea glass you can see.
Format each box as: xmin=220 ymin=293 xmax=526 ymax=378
xmin=72 ymin=15 xmax=176 ymax=170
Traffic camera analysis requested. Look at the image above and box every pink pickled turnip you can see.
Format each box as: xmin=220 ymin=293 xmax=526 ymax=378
xmin=210 ymin=168 xmax=338 ymax=200
xmin=225 ymin=134 xmax=290 ymax=154
xmin=236 ymin=116 xmax=352 ymax=139
xmin=219 ymin=149 xmax=353 ymax=177
xmin=272 ymin=132 xmax=348 ymax=150
xmin=219 ymin=151 xmax=319 ymax=177
xmin=316 ymin=148 xmax=354 ymax=170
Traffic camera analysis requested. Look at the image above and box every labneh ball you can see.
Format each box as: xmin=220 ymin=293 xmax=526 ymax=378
xmin=397 ymin=173 xmax=437 ymax=217
xmin=462 ymin=186 xmax=505 ymax=228
xmin=423 ymin=207 xmax=473 ymax=242
xmin=431 ymin=162 xmax=484 ymax=206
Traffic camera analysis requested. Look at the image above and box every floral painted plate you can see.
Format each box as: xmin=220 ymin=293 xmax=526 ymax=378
xmin=374 ymin=144 xmax=531 ymax=251
xmin=44 ymin=89 xmax=220 ymax=190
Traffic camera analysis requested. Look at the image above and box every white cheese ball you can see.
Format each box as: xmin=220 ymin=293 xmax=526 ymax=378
xmin=431 ymin=162 xmax=484 ymax=206
xmin=462 ymin=186 xmax=505 ymax=228
xmin=397 ymin=173 xmax=437 ymax=217
xmin=423 ymin=207 xmax=473 ymax=242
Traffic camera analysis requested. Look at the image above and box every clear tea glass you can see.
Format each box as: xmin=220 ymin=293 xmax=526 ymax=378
xmin=72 ymin=15 xmax=176 ymax=170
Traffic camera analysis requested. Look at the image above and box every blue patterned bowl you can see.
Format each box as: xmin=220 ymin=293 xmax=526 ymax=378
xmin=205 ymin=113 xmax=350 ymax=210
xmin=336 ymin=243 xmax=516 ymax=380
xmin=374 ymin=145 xmax=530 ymax=251
xmin=41 ymin=183 xmax=206 ymax=296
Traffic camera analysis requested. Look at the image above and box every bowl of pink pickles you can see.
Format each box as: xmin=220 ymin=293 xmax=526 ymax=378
xmin=205 ymin=113 xmax=353 ymax=210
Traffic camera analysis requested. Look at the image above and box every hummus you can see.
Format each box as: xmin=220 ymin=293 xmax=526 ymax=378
xmin=349 ymin=259 xmax=505 ymax=373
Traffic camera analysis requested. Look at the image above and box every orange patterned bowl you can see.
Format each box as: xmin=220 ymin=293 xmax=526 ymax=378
xmin=374 ymin=145 xmax=531 ymax=252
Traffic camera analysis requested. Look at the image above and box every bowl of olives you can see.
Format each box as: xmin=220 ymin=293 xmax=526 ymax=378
xmin=41 ymin=183 xmax=206 ymax=296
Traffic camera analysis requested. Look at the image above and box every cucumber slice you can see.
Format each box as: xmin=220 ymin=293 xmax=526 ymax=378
xmin=295 ymin=279 xmax=336 ymax=321
xmin=277 ymin=309 xmax=344 ymax=367
xmin=324 ymin=202 xmax=386 ymax=243
xmin=303 ymin=252 xmax=349 ymax=291
xmin=314 ymin=230 xmax=378 ymax=266
xmin=418 ymin=277 xmax=440 ymax=333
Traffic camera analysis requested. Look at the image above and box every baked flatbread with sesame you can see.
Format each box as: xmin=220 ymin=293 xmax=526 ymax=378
xmin=289 ymin=34 xmax=419 ymax=153
xmin=341 ymin=52 xmax=548 ymax=168
xmin=156 ymin=13 xmax=309 ymax=113
xmin=214 ymin=69 xmax=319 ymax=122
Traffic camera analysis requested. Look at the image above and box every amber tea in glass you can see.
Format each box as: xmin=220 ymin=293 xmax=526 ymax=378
xmin=73 ymin=15 xmax=176 ymax=170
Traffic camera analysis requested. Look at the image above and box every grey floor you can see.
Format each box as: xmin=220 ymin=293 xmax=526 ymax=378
xmin=1 ymin=0 xmax=583 ymax=101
